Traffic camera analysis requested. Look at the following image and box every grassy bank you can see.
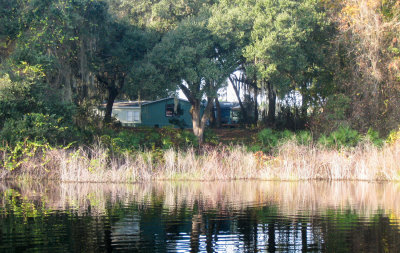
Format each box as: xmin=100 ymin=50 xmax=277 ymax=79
xmin=2 ymin=139 xmax=400 ymax=182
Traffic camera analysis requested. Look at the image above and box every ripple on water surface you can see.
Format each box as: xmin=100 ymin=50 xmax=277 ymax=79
xmin=0 ymin=181 xmax=400 ymax=252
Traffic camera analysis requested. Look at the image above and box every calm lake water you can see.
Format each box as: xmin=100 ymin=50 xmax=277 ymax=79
xmin=1 ymin=181 xmax=400 ymax=252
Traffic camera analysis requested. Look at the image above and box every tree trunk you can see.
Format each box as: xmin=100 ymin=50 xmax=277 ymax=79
xmin=191 ymin=100 xmax=201 ymax=139
xmin=215 ymin=97 xmax=221 ymax=128
xmin=99 ymin=73 xmax=125 ymax=124
xmin=254 ymin=86 xmax=259 ymax=124
xmin=268 ymin=222 xmax=276 ymax=252
xmin=103 ymin=222 xmax=113 ymax=253
xmin=301 ymin=222 xmax=307 ymax=252
xmin=205 ymin=219 xmax=216 ymax=252
xmin=190 ymin=214 xmax=202 ymax=253
xmin=190 ymin=98 xmax=213 ymax=144
xmin=104 ymin=86 xmax=118 ymax=123
xmin=200 ymin=98 xmax=214 ymax=142
xmin=300 ymin=83 xmax=308 ymax=119
xmin=209 ymin=102 xmax=216 ymax=128
xmin=267 ymin=81 xmax=276 ymax=125
xmin=179 ymin=83 xmax=214 ymax=144
xmin=229 ymin=76 xmax=248 ymax=123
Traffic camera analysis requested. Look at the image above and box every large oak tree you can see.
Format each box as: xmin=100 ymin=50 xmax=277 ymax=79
xmin=150 ymin=13 xmax=235 ymax=143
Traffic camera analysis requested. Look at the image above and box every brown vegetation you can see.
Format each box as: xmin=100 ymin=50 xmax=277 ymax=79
xmin=2 ymin=140 xmax=400 ymax=182
xmin=319 ymin=0 xmax=400 ymax=134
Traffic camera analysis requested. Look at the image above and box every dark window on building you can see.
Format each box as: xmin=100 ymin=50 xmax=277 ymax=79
xmin=166 ymin=103 xmax=184 ymax=117
xmin=165 ymin=104 xmax=174 ymax=117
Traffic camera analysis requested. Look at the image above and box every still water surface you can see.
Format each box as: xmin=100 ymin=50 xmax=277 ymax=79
xmin=1 ymin=181 xmax=400 ymax=252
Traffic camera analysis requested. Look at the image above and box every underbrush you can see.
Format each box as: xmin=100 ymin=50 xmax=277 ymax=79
xmin=252 ymin=125 xmax=385 ymax=153
xmin=98 ymin=126 xmax=199 ymax=152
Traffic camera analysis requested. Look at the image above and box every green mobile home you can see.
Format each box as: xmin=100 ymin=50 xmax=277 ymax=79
xmin=100 ymin=98 xmax=193 ymax=128
xmin=105 ymin=101 xmax=144 ymax=127
xmin=141 ymin=98 xmax=193 ymax=128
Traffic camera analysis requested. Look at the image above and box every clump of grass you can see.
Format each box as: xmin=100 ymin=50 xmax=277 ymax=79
xmin=58 ymin=142 xmax=154 ymax=183
xmin=159 ymin=146 xmax=257 ymax=180
xmin=268 ymin=139 xmax=400 ymax=181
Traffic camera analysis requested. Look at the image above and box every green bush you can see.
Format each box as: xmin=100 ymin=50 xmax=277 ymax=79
xmin=204 ymin=129 xmax=219 ymax=145
xmin=99 ymin=130 xmax=152 ymax=154
xmin=280 ymin=129 xmax=294 ymax=142
xmin=257 ymin=128 xmax=312 ymax=149
xmin=0 ymin=73 xmax=33 ymax=126
xmin=0 ymin=64 xmax=80 ymax=148
xmin=364 ymin=128 xmax=384 ymax=147
xmin=146 ymin=131 xmax=160 ymax=149
xmin=296 ymin=130 xmax=312 ymax=145
xmin=0 ymin=113 xmax=73 ymax=145
xmin=0 ymin=139 xmax=54 ymax=171
xmin=257 ymin=128 xmax=280 ymax=148
xmin=386 ymin=126 xmax=400 ymax=144
xmin=111 ymin=131 xmax=145 ymax=152
xmin=318 ymin=125 xmax=360 ymax=148
xmin=0 ymin=66 xmax=76 ymax=128
xmin=317 ymin=134 xmax=329 ymax=147
xmin=97 ymin=127 xmax=199 ymax=154
xmin=178 ymin=130 xmax=198 ymax=146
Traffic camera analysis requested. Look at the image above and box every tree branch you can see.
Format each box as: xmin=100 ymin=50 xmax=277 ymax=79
xmin=179 ymin=83 xmax=195 ymax=104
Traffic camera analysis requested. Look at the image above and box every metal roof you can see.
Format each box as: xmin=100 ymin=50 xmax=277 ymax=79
xmin=99 ymin=101 xmax=150 ymax=109
xmin=101 ymin=98 xmax=238 ymax=109
xmin=141 ymin=97 xmax=190 ymax=106
xmin=99 ymin=98 xmax=190 ymax=109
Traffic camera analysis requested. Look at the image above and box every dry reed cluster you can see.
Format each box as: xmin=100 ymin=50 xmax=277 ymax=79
xmin=1 ymin=140 xmax=400 ymax=182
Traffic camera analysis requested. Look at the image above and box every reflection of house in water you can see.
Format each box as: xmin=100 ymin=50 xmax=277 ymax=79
xmin=110 ymin=211 xmax=234 ymax=251
xmin=99 ymin=97 xmax=193 ymax=128
xmin=112 ymin=215 xmax=141 ymax=240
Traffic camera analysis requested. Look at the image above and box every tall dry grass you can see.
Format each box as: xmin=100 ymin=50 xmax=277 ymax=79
xmin=160 ymin=146 xmax=257 ymax=180
xmin=58 ymin=144 xmax=154 ymax=182
xmin=1 ymin=140 xmax=400 ymax=182
xmin=269 ymin=140 xmax=400 ymax=181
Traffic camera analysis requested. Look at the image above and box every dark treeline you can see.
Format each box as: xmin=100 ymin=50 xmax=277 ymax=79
xmin=1 ymin=0 xmax=400 ymax=144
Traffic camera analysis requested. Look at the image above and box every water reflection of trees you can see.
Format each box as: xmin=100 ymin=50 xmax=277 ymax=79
xmin=1 ymin=181 xmax=400 ymax=251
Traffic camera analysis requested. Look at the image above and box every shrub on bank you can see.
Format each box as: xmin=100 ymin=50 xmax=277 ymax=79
xmin=386 ymin=126 xmax=400 ymax=144
xmin=364 ymin=128 xmax=384 ymax=147
xmin=0 ymin=113 xmax=76 ymax=146
xmin=317 ymin=126 xmax=360 ymax=148
xmin=257 ymin=128 xmax=280 ymax=149
xmin=255 ymin=126 xmax=384 ymax=152
xmin=316 ymin=126 xmax=386 ymax=149
xmin=256 ymin=128 xmax=311 ymax=152
xmin=97 ymin=126 xmax=198 ymax=155
xmin=296 ymin=130 xmax=312 ymax=145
